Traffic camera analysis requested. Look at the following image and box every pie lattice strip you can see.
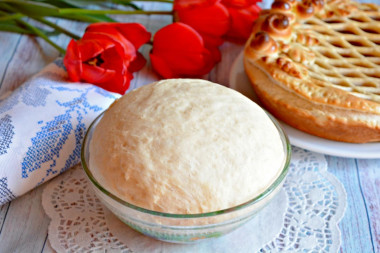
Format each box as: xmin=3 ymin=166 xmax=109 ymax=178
xmin=296 ymin=10 xmax=380 ymax=102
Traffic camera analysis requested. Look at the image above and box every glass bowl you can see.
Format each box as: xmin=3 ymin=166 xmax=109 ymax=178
xmin=81 ymin=112 xmax=291 ymax=243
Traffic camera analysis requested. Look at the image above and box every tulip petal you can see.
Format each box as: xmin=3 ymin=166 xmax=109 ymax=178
xmin=221 ymin=0 xmax=261 ymax=8
xmin=129 ymin=52 xmax=147 ymax=73
xmin=115 ymin=23 xmax=151 ymax=49
xmin=205 ymin=45 xmax=222 ymax=63
xmin=199 ymin=33 xmax=224 ymax=47
xmin=196 ymin=33 xmax=223 ymax=63
xmin=87 ymin=23 xmax=151 ymax=50
xmin=155 ymin=53 xmax=207 ymax=73
xmin=81 ymin=64 xmax=131 ymax=94
xmin=151 ymin=52 xmax=212 ymax=78
xmin=82 ymin=45 xmax=132 ymax=94
xmin=150 ymin=23 xmax=216 ymax=78
xmin=81 ymin=64 xmax=116 ymax=84
xmin=176 ymin=2 xmax=229 ymax=37
xmin=83 ymin=29 xmax=136 ymax=62
xmin=153 ymin=23 xmax=204 ymax=52
xmin=76 ymin=37 xmax=115 ymax=62
xmin=174 ymin=0 xmax=219 ymax=10
xmin=63 ymin=39 xmax=82 ymax=82
xmin=98 ymin=72 xmax=133 ymax=95
xmin=224 ymin=4 xmax=261 ymax=40
xmin=149 ymin=53 xmax=175 ymax=78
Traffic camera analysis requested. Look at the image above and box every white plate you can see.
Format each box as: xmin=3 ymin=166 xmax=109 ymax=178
xmin=229 ymin=52 xmax=380 ymax=159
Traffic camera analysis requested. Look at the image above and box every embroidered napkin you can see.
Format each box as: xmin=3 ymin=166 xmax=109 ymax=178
xmin=0 ymin=59 xmax=120 ymax=205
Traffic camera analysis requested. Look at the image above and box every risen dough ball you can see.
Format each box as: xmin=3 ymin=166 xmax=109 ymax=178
xmin=89 ymin=79 xmax=285 ymax=214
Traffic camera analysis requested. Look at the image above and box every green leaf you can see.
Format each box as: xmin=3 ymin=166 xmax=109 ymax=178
xmin=81 ymin=14 xmax=115 ymax=22
xmin=118 ymin=1 xmax=141 ymax=10
xmin=39 ymin=0 xmax=139 ymax=9
xmin=56 ymin=13 xmax=115 ymax=22
xmin=58 ymin=8 xmax=172 ymax=15
xmin=1 ymin=1 xmax=117 ymax=22
xmin=0 ymin=13 xmax=24 ymax=21
xmin=43 ymin=30 xmax=61 ymax=36
xmin=0 ymin=23 xmax=34 ymax=34
xmin=17 ymin=18 xmax=66 ymax=54
xmin=36 ymin=0 xmax=85 ymax=9
xmin=0 ymin=1 xmax=60 ymax=16
xmin=0 ymin=20 xmax=56 ymax=36
xmin=33 ymin=16 xmax=80 ymax=39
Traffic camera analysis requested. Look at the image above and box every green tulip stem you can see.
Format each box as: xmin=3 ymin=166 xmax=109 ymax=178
xmin=59 ymin=9 xmax=173 ymax=15
xmin=0 ymin=7 xmax=65 ymax=54
xmin=0 ymin=13 xmax=24 ymax=21
xmin=133 ymin=0 xmax=174 ymax=3
xmin=33 ymin=17 xmax=80 ymax=40
xmin=20 ymin=20 xmax=66 ymax=55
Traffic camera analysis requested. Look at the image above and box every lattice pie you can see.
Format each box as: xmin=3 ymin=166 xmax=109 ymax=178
xmin=244 ymin=0 xmax=380 ymax=143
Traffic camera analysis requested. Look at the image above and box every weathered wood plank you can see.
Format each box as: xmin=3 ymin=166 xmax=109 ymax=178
xmin=209 ymin=42 xmax=243 ymax=86
xmin=356 ymin=159 xmax=380 ymax=252
xmin=0 ymin=18 xmax=88 ymax=97
xmin=0 ymin=35 xmax=58 ymax=95
xmin=326 ymin=156 xmax=374 ymax=253
xmin=41 ymin=238 xmax=55 ymax=253
xmin=52 ymin=19 xmax=86 ymax=49
xmin=0 ymin=203 xmax=10 ymax=234
xmin=0 ymin=33 xmax=22 ymax=96
xmin=0 ymin=185 xmax=49 ymax=253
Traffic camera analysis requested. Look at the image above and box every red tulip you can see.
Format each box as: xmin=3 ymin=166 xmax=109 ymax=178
xmin=150 ymin=23 xmax=215 ymax=78
xmin=221 ymin=0 xmax=260 ymax=8
xmin=222 ymin=0 xmax=261 ymax=41
xmin=175 ymin=2 xmax=229 ymax=39
xmin=174 ymin=0 xmax=218 ymax=9
xmin=63 ymin=23 xmax=151 ymax=94
xmin=174 ymin=0 xmax=229 ymax=63
xmin=86 ymin=23 xmax=151 ymax=51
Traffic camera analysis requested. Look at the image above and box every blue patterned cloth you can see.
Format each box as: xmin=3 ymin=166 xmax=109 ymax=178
xmin=0 ymin=59 xmax=120 ymax=205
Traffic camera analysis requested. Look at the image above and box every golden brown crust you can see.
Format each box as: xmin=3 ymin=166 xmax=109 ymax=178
xmin=262 ymin=13 xmax=293 ymax=39
xmin=248 ymin=32 xmax=279 ymax=59
xmin=243 ymin=0 xmax=380 ymax=143
xmin=244 ymin=59 xmax=380 ymax=143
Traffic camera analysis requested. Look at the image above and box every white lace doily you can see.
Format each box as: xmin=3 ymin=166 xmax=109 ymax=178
xmin=42 ymin=147 xmax=346 ymax=252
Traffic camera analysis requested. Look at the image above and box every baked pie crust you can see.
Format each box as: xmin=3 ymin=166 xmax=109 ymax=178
xmin=244 ymin=0 xmax=380 ymax=143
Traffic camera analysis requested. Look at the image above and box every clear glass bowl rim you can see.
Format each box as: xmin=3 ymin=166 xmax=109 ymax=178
xmin=81 ymin=111 xmax=291 ymax=219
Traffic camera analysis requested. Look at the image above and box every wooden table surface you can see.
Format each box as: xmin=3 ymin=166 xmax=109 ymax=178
xmin=0 ymin=2 xmax=379 ymax=252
